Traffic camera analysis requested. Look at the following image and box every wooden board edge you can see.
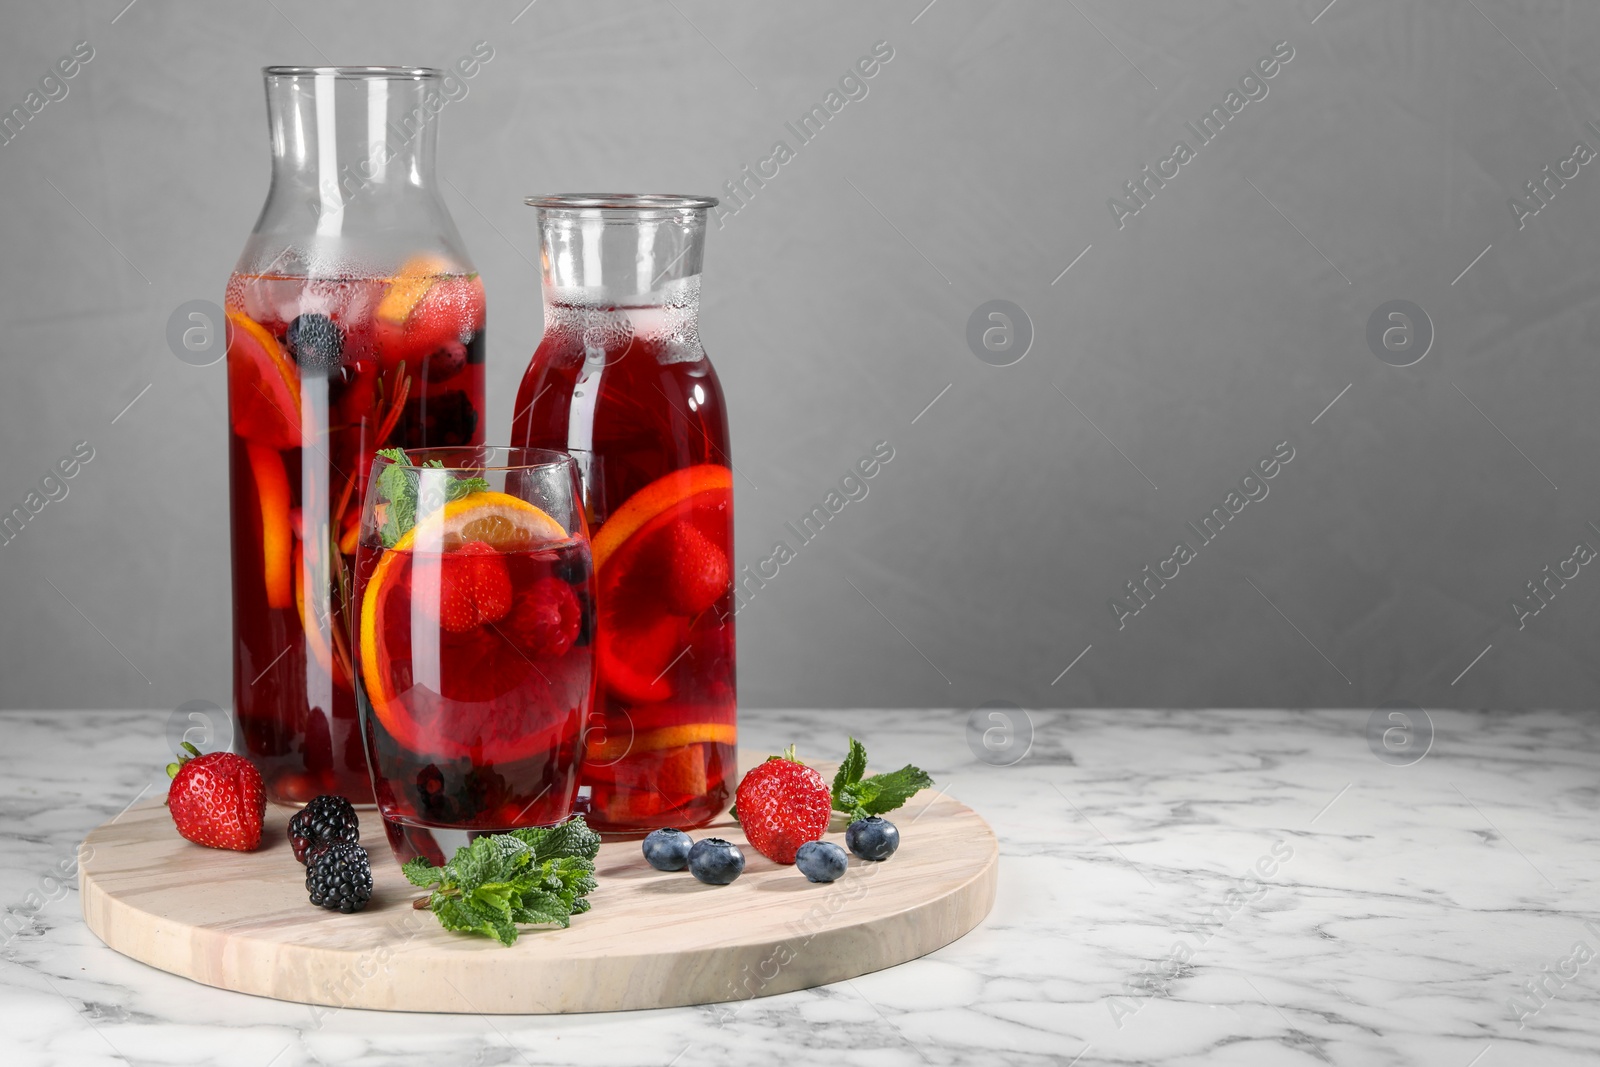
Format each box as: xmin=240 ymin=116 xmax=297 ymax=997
xmin=78 ymin=802 xmax=1000 ymax=1014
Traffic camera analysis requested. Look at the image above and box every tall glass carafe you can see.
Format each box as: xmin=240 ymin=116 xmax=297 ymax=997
xmin=228 ymin=67 xmax=486 ymax=803
xmin=512 ymin=195 xmax=735 ymax=831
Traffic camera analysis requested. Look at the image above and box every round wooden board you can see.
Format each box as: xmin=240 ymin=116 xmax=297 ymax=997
xmin=80 ymin=753 xmax=997 ymax=1014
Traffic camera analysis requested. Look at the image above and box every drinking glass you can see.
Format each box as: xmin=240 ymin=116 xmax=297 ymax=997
xmin=353 ymin=446 xmax=594 ymax=865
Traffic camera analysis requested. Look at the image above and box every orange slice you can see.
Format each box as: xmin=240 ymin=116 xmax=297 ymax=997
xmin=584 ymin=721 xmax=736 ymax=762
xmin=411 ymin=490 xmax=566 ymax=552
xmin=592 ymin=464 xmax=732 ymax=571
xmin=359 ymin=492 xmax=567 ymax=751
xmin=659 ymin=743 xmax=708 ymax=796
xmin=226 ymin=311 xmax=300 ymax=450
xmin=376 ymin=254 xmax=452 ymax=325
xmin=246 ymin=442 xmax=293 ymax=609
xmin=292 ymin=540 xmax=348 ymax=686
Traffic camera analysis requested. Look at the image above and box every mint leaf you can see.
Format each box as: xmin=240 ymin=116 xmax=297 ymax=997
xmin=444 ymin=833 xmax=528 ymax=889
xmin=830 ymin=737 xmax=932 ymax=820
xmin=832 ymin=737 xmax=868 ymax=805
xmin=408 ymin=816 xmax=601 ymax=946
xmin=433 ymin=895 xmax=505 ymax=943
xmin=469 ymin=880 xmax=520 ymax=915
xmin=446 ymin=474 xmax=490 ymax=500
xmin=836 ymin=778 xmax=878 ymax=815
xmin=511 ymin=890 xmax=575 ymax=929
xmin=511 ymin=818 xmax=601 ymax=865
xmin=856 ymin=764 xmax=933 ymax=815
xmin=374 ymin=450 xmax=492 ymax=547
xmin=375 ymin=448 xmax=418 ymax=548
xmin=402 ymin=856 xmax=442 ymax=887
xmin=537 ymin=856 xmax=598 ymax=913
xmin=414 ymin=459 xmax=492 ymax=530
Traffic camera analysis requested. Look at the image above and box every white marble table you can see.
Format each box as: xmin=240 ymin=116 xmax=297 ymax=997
xmin=2 ymin=708 xmax=1597 ymax=1066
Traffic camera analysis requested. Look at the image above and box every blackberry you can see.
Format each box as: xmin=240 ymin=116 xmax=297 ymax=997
xmin=285 ymin=313 xmax=344 ymax=374
xmin=394 ymin=388 xmax=478 ymax=446
xmin=553 ymin=554 xmax=588 ymax=586
xmin=288 ymin=794 xmax=361 ymax=863
xmin=420 ymin=342 xmax=467 ymax=383
xmin=306 ymin=841 xmax=373 ymax=913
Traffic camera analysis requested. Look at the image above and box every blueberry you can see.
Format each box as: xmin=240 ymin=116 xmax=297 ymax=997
xmin=795 ymin=841 xmax=848 ymax=883
xmin=285 ymin=313 xmax=344 ymax=374
xmin=687 ymin=837 xmax=745 ymax=885
xmin=642 ymin=828 xmax=693 ymax=871
xmin=845 ymin=816 xmax=899 ymax=861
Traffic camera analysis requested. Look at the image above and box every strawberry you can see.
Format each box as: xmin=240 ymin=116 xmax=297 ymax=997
xmin=374 ymin=274 xmax=485 ymax=368
xmin=645 ymin=520 xmax=729 ymax=616
xmin=734 ymin=746 xmax=832 ymax=865
xmin=425 ymin=540 xmax=512 ymax=633
xmin=508 ymin=576 xmax=582 ymax=657
xmin=166 ymin=744 xmax=266 ymax=851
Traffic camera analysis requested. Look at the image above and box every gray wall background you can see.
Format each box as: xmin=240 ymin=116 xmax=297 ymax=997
xmin=2 ymin=0 xmax=1597 ymax=712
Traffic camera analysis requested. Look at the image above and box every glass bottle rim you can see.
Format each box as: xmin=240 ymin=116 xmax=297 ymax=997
xmin=374 ymin=446 xmax=577 ymax=473
xmin=263 ymin=65 xmax=443 ymax=81
xmin=525 ymin=193 xmax=719 ymax=213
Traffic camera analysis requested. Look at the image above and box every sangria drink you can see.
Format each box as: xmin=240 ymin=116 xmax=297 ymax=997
xmin=227 ymin=265 xmax=484 ymax=802
xmin=512 ymin=195 xmax=735 ymax=832
xmin=354 ymin=448 xmax=594 ymax=866
xmin=228 ymin=67 xmax=485 ymax=803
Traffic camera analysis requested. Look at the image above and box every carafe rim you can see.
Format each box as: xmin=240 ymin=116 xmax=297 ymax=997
xmin=525 ymin=193 xmax=719 ymax=213
xmin=263 ymin=65 xmax=441 ymax=80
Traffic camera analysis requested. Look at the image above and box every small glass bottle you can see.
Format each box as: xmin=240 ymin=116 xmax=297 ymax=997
xmin=512 ymin=195 xmax=735 ymax=831
xmin=227 ymin=67 xmax=486 ymax=804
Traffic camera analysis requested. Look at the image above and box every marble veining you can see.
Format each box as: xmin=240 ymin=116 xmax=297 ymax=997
xmin=2 ymin=708 xmax=1598 ymax=1066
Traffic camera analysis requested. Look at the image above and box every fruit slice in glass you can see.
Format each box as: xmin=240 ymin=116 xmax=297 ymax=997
xmin=579 ymin=464 xmax=736 ymax=830
xmin=592 ymin=465 xmax=732 ymax=703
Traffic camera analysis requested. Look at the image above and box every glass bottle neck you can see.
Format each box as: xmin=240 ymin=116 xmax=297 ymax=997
xmin=536 ymin=210 xmax=708 ymax=313
xmin=241 ymin=69 xmax=470 ymax=276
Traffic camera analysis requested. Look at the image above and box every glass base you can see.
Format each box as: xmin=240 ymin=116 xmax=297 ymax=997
xmin=380 ymin=813 xmax=569 ymax=868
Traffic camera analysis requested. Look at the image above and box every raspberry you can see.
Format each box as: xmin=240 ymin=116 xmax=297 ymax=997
xmin=508 ymin=576 xmax=581 ymax=657
xmin=734 ymin=746 xmax=832 ymax=865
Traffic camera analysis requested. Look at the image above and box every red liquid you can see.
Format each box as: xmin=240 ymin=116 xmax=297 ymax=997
xmin=226 ymin=269 xmax=485 ymax=803
xmin=512 ymin=303 xmax=736 ymax=831
xmin=354 ymin=535 xmax=592 ymax=858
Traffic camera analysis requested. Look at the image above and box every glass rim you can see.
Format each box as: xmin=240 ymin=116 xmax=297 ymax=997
xmin=525 ymin=193 xmax=720 ymax=212
xmin=263 ymin=65 xmax=442 ymax=81
xmin=372 ymin=446 xmax=577 ymax=473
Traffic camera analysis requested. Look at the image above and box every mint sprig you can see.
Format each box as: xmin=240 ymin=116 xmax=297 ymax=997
xmin=373 ymin=447 xmax=491 ymax=547
xmin=401 ymin=816 xmax=601 ymax=946
xmin=832 ymin=737 xmax=933 ymax=820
